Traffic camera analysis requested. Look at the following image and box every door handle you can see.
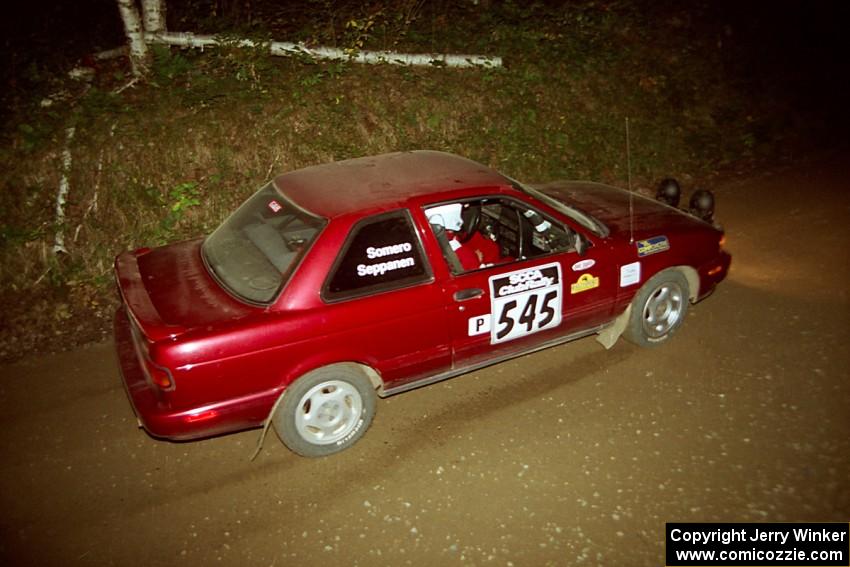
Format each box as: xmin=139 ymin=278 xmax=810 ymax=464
xmin=453 ymin=288 xmax=484 ymax=302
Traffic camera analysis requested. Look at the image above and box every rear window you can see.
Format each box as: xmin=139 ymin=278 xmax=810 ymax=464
xmin=324 ymin=211 xmax=430 ymax=300
xmin=202 ymin=183 xmax=326 ymax=304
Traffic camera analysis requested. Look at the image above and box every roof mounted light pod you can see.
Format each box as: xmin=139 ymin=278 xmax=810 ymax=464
xmin=655 ymin=178 xmax=681 ymax=208
xmin=689 ymin=189 xmax=715 ymax=223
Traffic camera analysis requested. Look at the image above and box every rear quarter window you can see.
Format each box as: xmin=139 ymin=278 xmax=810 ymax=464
xmin=324 ymin=211 xmax=431 ymax=301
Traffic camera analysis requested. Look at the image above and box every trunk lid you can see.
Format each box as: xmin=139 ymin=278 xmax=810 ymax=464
xmin=115 ymin=238 xmax=256 ymax=342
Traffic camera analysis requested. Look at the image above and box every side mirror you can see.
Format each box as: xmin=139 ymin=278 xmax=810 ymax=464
xmin=574 ymin=232 xmax=588 ymax=257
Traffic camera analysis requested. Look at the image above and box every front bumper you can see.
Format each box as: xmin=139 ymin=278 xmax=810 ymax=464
xmin=696 ymin=250 xmax=732 ymax=301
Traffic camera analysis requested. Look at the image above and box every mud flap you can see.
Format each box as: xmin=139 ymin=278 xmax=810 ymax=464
xmin=595 ymin=305 xmax=631 ymax=350
xmin=249 ymin=389 xmax=287 ymax=461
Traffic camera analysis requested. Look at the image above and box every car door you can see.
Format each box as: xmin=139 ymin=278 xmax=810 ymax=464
xmin=425 ymin=197 xmax=616 ymax=370
xmin=318 ymin=210 xmax=452 ymax=386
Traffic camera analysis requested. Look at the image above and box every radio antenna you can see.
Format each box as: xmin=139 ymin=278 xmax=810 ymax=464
xmin=626 ymin=117 xmax=634 ymax=244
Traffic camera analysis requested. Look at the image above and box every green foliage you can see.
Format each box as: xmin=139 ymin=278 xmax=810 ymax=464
xmin=343 ymin=15 xmax=376 ymax=55
xmin=168 ymin=181 xmax=201 ymax=214
xmin=212 ymin=33 xmax=275 ymax=90
xmin=77 ymin=88 xmax=124 ymax=124
xmin=16 ymin=123 xmax=45 ymax=153
xmin=151 ymin=44 xmax=194 ymax=84
xmin=149 ymin=180 xmax=209 ymax=243
xmin=0 ymin=224 xmax=43 ymax=247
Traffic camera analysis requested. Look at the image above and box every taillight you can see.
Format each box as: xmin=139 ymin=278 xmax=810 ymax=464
xmin=719 ymin=234 xmax=727 ymax=250
xmin=144 ymin=359 xmax=174 ymax=390
xmin=127 ymin=313 xmax=175 ymax=390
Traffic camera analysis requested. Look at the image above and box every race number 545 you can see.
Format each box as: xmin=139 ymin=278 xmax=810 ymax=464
xmin=488 ymin=263 xmax=562 ymax=344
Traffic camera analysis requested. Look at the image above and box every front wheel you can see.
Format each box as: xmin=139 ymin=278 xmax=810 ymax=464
xmin=273 ymin=365 xmax=376 ymax=457
xmin=623 ymin=269 xmax=690 ymax=347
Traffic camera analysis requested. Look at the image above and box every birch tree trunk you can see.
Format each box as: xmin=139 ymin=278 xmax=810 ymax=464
xmin=141 ymin=0 xmax=166 ymax=34
xmin=149 ymin=32 xmax=503 ymax=68
xmin=116 ymin=0 xmax=148 ymax=76
xmin=53 ymin=127 xmax=76 ymax=254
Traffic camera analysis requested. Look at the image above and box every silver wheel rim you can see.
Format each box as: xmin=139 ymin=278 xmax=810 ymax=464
xmin=642 ymin=282 xmax=684 ymax=339
xmin=294 ymin=380 xmax=363 ymax=445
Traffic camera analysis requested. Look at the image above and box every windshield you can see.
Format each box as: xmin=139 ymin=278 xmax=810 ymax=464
xmin=202 ymin=183 xmax=326 ymax=304
xmin=512 ymin=179 xmax=608 ymax=237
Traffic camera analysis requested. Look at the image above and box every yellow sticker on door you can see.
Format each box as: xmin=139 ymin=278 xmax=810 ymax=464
xmin=570 ymin=273 xmax=599 ymax=294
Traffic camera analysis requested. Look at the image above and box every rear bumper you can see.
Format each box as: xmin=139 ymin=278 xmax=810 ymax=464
xmin=114 ymin=308 xmax=275 ymax=441
xmin=114 ymin=306 xmax=159 ymax=429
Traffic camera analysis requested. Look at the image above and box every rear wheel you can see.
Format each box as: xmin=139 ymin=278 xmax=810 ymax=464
xmin=273 ymin=365 xmax=376 ymax=457
xmin=623 ymin=269 xmax=690 ymax=347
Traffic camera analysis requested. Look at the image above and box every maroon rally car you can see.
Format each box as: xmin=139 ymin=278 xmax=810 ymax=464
xmin=115 ymin=151 xmax=730 ymax=457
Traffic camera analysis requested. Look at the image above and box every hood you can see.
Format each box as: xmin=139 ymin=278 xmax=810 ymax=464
xmin=533 ymin=180 xmax=709 ymax=237
xmin=115 ymin=238 xmax=255 ymax=342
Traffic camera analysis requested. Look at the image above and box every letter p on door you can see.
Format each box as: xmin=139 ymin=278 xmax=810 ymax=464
xmin=468 ymin=315 xmax=491 ymax=336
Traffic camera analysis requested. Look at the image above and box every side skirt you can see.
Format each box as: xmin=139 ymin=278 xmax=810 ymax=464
xmin=379 ymin=323 xmax=608 ymax=398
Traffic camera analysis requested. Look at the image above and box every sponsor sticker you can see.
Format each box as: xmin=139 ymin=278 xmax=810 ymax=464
xmin=267 ymin=200 xmax=283 ymax=213
xmin=636 ymin=235 xmax=670 ymax=257
xmin=571 ymin=258 xmax=596 ymax=271
xmin=488 ymin=262 xmax=562 ymax=344
xmin=620 ymin=261 xmax=641 ymax=287
xmin=570 ymin=273 xmax=599 ymax=294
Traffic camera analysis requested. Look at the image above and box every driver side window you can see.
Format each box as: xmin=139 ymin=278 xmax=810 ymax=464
xmin=424 ymin=198 xmax=575 ymax=275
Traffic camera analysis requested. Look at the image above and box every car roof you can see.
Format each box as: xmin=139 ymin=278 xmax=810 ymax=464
xmin=272 ymin=151 xmax=510 ymax=218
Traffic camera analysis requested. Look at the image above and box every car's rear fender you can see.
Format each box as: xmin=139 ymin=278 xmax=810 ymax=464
xmin=275 ymin=339 xmax=388 ymax=391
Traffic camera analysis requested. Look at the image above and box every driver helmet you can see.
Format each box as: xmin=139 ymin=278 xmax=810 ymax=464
xmin=426 ymin=203 xmax=464 ymax=232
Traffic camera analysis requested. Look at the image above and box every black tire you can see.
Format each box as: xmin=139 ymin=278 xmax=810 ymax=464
xmin=623 ymin=269 xmax=690 ymax=348
xmin=273 ymin=365 xmax=376 ymax=457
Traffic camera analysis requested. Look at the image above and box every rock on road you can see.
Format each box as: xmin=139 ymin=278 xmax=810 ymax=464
xmin=1 ymin=152 xmax=848 ymax=566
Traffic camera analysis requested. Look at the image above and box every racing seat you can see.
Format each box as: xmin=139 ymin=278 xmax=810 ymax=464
xmin=460 ymin=204 xmax=481 ymax=241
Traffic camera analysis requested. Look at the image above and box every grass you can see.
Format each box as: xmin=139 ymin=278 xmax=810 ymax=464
xmin=0 ymin=1 xmax=799 ymax=360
